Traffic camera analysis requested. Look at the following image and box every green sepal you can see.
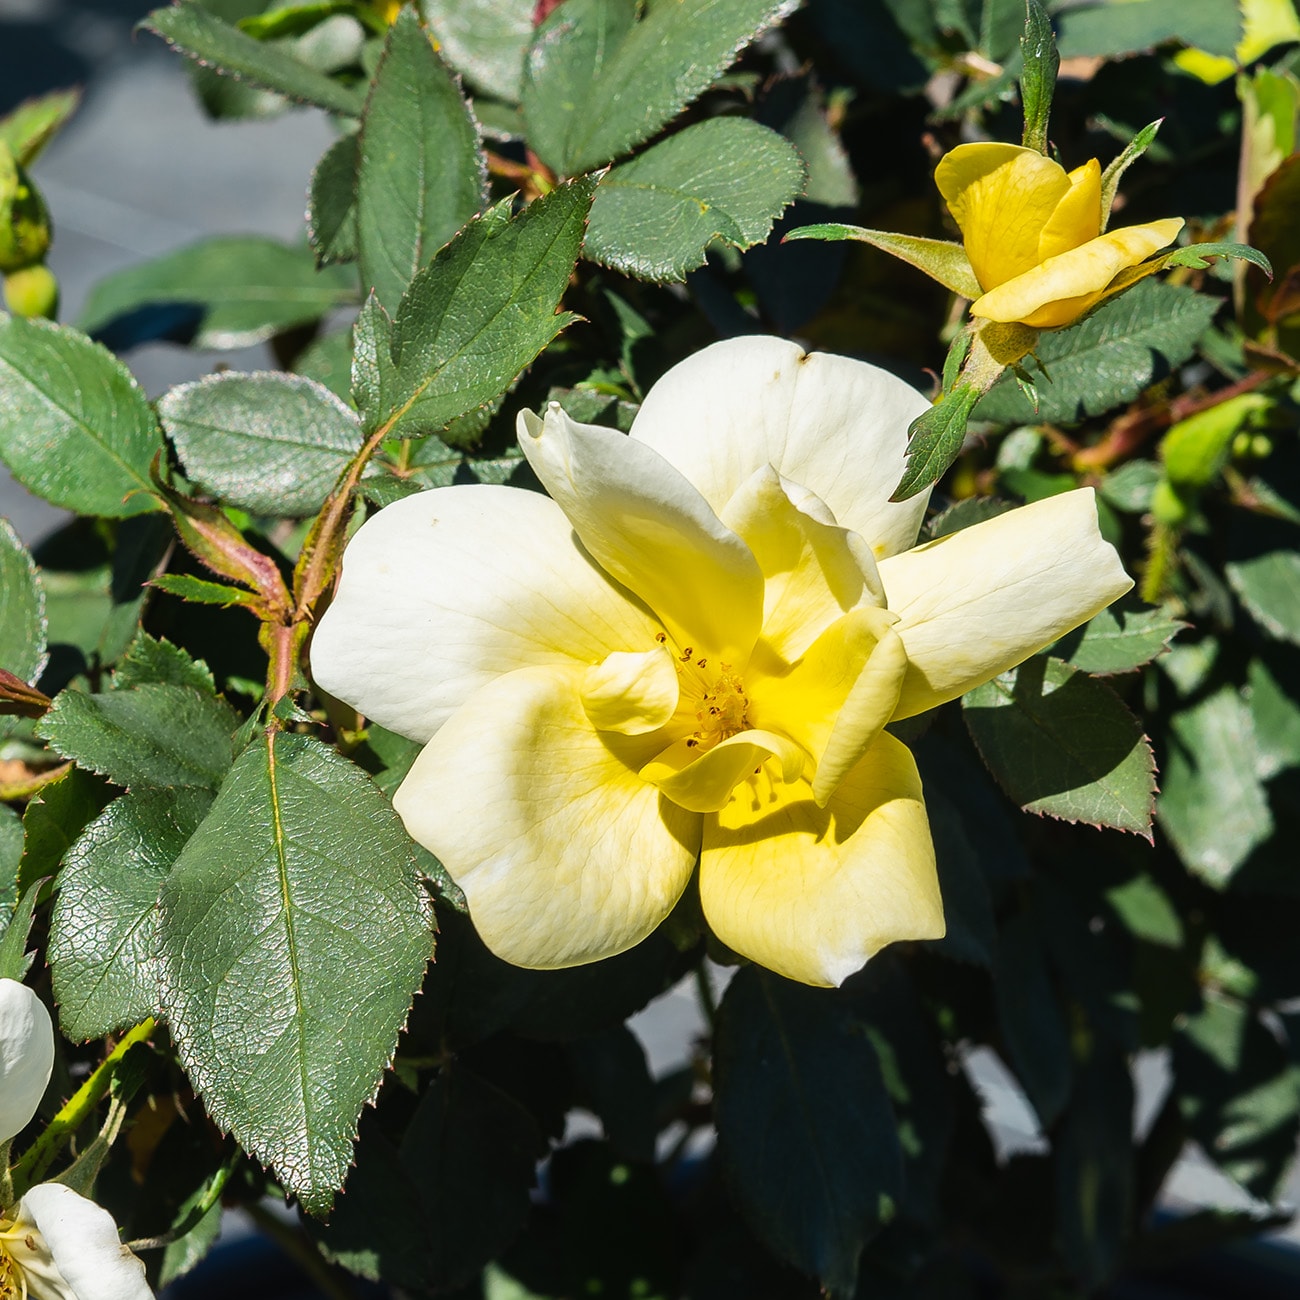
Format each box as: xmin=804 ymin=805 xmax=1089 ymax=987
xmin=1160 ymin=242 xmax=1273 ymax=277
xmin=150 ymin=573 xmax=267 ymax=610
xmin=1019 ymin=0 xmax=1059 ymax=156
xmin=783 ymin=223 xmax=982 ymax=299
xmin=1100 ymin=119 xmax=1162 ymax=229
xmin=893 ymin=387 xmax=982 ymax=503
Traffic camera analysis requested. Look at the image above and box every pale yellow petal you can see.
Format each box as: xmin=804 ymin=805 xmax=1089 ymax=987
xmin=721 ymin=465 xmax=885 ymax=662
xmin=628 ymin=336 xmax=931 ymax=559
xmin=745 ymin=606 xmax=905 ymax=805
xmin=881 ymin=488 xmax=1134 ymax=719
xmin=641 ymin=729 xmax=807 ymax=814
xmin=0 ymin=977 xmax=55 ymax=1143
xmin=518 ymin=403 xmax=764 ymax=663
xmin=934 ymin=142 xmax=1071 ymax=289
xmin=970 ymin=217 xmax=1184 ymax=328
xmin=13 ymin=1184 xmax=152 ymax=1300
xmin=394 ymin=665 xmax=699 ymax=968
xmin=699 ymin=733 xmax=942 ymax=987
xmin=582 ymin=646 xmax=680 ymax=735
xmin=1038 ymin=158 xmax=1102 ymax=261
xmin=311 ymin=485 xmax=659 ymax=743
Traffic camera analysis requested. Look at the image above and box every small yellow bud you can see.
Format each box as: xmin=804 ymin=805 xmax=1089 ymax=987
xmin=3 ymin=263 xmax=59 ymax=318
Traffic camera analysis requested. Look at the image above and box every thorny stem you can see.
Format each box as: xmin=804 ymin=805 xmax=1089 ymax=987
xmin=1072 ymin=368 xmax=1275 ymax=471
xmin=11 ymin=1018 xmax=156 ymax=1197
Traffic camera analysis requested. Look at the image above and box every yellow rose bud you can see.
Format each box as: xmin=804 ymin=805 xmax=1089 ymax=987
xmin=935 ymin=142 xmax=1183 ymax=329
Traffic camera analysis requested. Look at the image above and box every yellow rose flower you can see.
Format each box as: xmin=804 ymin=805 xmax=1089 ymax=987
xmin=311 ymin=337 xmax=1132 ymax=987
xmin=936 ymin=141 xmax=1184 ymax=329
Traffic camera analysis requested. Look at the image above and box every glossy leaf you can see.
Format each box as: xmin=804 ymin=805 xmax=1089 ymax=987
xmin=1048 ymin=601 xmax=1184 ymax=676
xmin=159 ymin=371 xmax=363 ymax=517
xmin=521 ymin=0 xmax=795 ymax=175
xmin=357 ymin=8 xmax=487 ymax=313
xmin=0 ymin=805 xmax=20 ymax=916
xmin=80 ymin=237 xmax=355 ymax=351
xmin=143 ymin=1 xmax=366 ymax=116
xmin=17 ymin=768 xmax=114 ymax=895
xmin=49 ymin=787 xmax=212 ymax=1040
xmin=0 ymin=316 xmax=162 ymax=518
xmin=0 ymin=518 xmax=45 ymax=686
xmin=158 ymin=731 xmax=434 ymax=1215
xmin=36 ymin=684 xmax=239 ymax=792
xmin=307 ymin=134 xmax=360 ymax=267
xmin=893 ymin=386 xmax=980 ymax=503
xmin=356 ymin=177 xmax=594 ymax=439
xmin=424 ymin=0 xmax=535 ymax=101
xmin=111 ymin=633 xmax=216 ymax=695
xmin=585 ymin=118 xmax=805 ymax=282
xmin=714 ymin=968 xmax=902 ymax=1294
xmin=963 ymin=656 xmax=1156 ymax=836
xmin=974 ymin=282 xmax=1219 ymax=426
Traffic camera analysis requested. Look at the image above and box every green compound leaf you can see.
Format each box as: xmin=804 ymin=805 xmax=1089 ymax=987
xmin=0 ymin=518 xmax=45 ymax=686
xmin=521 ymin=0 xmax=795 ymax=175
xmin=49 ymin=787 xmax=212 ymax=1041
xmin=357 ymin=8 xmax=487 ymax=314
xmin=80 ymin=237 xmax=355 ymax=351
xmin=157 ymin=731 xmax=434 ymax=1216
xmin=307 ymin=134 xmax=360 ymax=268
xmin=36 ymin=685 xmax=240 ymax=792
xmin=0 ymin=316 xmax=162 ymax=519
xmin=974 ymin=281 xmax=1219 ymax=427
xmin=142 ymin=1 xmax=366 ymax=117
xmin=1158 ymin=685 xmax=1273 ymax=887
xmin=962 ymin=656 xmax=1156 ymax=837
xmin=358 ymin=176 xmax=595 ymax=439
xmin=159 ymin=371 xmax=363 ymax=518
xmin=1048 ymin=601 xmax=1185 ymax=676
xmin=423 ymin=0 xmax=534 ymax=102
xmin=585 ymin=118 xmax=805 ymax=282
xmin=713 ymin=968 xmax=903 ymax=1295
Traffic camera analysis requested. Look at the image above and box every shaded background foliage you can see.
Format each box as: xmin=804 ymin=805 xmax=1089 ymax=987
xmin=2 ymin=0 xmax=1300 ymax=1297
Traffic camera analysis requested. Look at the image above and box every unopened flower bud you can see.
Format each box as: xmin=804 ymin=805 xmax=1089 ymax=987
xmin=0 ymin=144 xmax=52 ymax=274
xmin=3 ymin=263 xmax=58 ymax=319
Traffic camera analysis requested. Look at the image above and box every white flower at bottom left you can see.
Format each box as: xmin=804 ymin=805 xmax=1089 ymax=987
xmin=0 ymin=979 xmax=153 ymax=1300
